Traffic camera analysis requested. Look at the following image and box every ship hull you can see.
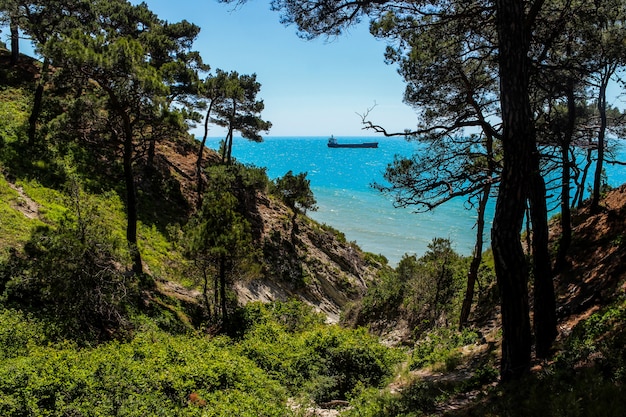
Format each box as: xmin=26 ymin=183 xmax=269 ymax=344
xmin=327 ymin=142 xmax=378 ymax=148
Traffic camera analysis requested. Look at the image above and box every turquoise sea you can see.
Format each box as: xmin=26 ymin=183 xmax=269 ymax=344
xmin=203 ymin=136 xmax=626 ymax=266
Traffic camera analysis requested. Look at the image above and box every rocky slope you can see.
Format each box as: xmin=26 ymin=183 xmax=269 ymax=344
xmin=155 ymin=140 xmax=383 ymax=322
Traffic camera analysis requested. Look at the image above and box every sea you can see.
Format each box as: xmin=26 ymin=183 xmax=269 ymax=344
xmin=202 ymin=136 xmax=626 ymax=266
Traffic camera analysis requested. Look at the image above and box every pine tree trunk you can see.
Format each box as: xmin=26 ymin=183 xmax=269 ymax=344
xmin=201 ymin=262 xmax=212 ymax=321
xmin=591 ymin=76 xmax=609 ymax=212
xmin=576 ymin=148 xmax=593 ymax=209
xmin=226 ymin=128 xmax=234 ymax=164
xmin=102 ymin=85 xmax=143 ymax=275
xmin=28 ymin=59 xmax=51 ymax=146
xmin=123 ymin=130 xmax=143 ymax=275
xmin=555 ymin=80 xmax=575 ymax=272
xmin=528 ymin=168 xmax=557 ymax=358
xmin=196 ymin=104 xmax=213 ymax=207
xmin=120 ymin=110 xmax=142 ymax=275
xmin=214 ymin=271 xmax=219 ymax=319
xmin=10 ymin=19 xmax=19 ymax=66
xmin=219 ymin=254 xmax=227 ymax=323
xmin=493 ymin=0 xmax=533 ymax=381
xmin=459 ymin=183 xmax=490 ymax=329
xmin=492 ymin=167 xmax=532 ymax=381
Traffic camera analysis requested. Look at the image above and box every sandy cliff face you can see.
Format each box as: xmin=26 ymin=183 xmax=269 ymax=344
xmin=235 ymin=192 xmax=380 ymax=323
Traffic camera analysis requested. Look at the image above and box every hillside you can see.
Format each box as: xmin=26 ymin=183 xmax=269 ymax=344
xmin=554 ymin=185 xmax=626 ymax=325
xmin=154 ymin=140 xmax=382 ymax=323
xmin=0 ymin=52 xmax=383 ymax=326
xmin=401 ymin=186 xmax=626 ymax=416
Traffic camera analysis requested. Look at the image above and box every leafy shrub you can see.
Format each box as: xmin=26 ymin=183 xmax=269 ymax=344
xmin=557 ymin=297 xmax=626 ymax=383
xmin=410 ymin=327 xmax=480 ymax=370
xmin=237 ymin=163 xmax=271 ymax=191
xmin=318 ymin=222 xmax=347 ymax=243
xmin=344 ymin=379 xmax=439 ymax=417
xmin=272 ymin=170 xmax=317 ymax=215
xmin=363 ymin=251 xmax=389 ymax=267
xmin=353 ymin=238 xmax=470 ymax=337
xmin=0 ymin=86 xmax=29 ymax=147
xmin=303 ymin=326 xmax=403 ymax=402
xmin=0 ymin=309 xmax=48 ymax=360
xmin=235 ymin=302 xmax=403 ymax=403
xmin=0 ymin=185 xmax=137 ymax=341
xmin=236 ymin=300 xmax=326 ymax=334
xmin=466 ymin=298 xmax=626 ymax=416
xmin=0 ymin=330 xmax=290 ymax=416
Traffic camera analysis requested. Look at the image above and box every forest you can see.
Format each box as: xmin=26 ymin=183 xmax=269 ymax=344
xmin=1 ymin=0 xmax=626 ymax=416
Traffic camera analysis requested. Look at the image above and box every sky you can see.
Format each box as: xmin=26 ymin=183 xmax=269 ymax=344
xmin=135 ymin=0 xmax=417 ymax=137
xmin=12 ymin=0 xmax=623 ymax=138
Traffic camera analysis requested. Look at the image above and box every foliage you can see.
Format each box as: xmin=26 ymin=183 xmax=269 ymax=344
xmin=409 ymin=327 xmax=480 ymax=370
xmin=138 ymin=223 xmax=187 ymax=280
xmin=357 ymin=268 xmax=406 ymax=322
xmin=363 ymin=251 xmax=389 ymax=267
xmin=0 ymin=302 xmax=405 ymax=415
xmin=0 ymin=176 xmax=42 ymax=259
xmin=0 ymin=327 xmax=290 ymax=417
xmin=227 ymin=162 xmax=272 ymax=203
xmin=452 ymin=297 xmax=626 ymax=416
xmin=273 ymin=170 xmax=318 ymax=215
xmin=0 ymin=86 xmax=28 ymax=148
xmin=235 ymin=301 xmax=403 ymax=403
xmin=343 ymin=381 xmax=439 ymax=417
xmin=212 ymin=71 xmax=272 ymax=163
xmin=407 ymin=239 xmax=467 ymax=329
xmin=186 ymin=163 xmax=262 ymax=322
xmin=354 ymin=238 xmax=469 ymax=338
xmin=0 ymin=183 xmax=137 ymax=340
xmin=41 ymin=0 xmax=203 ymax=275
xmin=317 ymin=222 xmax=347 ymax=243
xmin=235 ymin=300 xmax=326 ymax=334
xmin=0 ymin=308 xmax=48 ymax=360
xmin=557 ymin=297 xmax=626 ymax=382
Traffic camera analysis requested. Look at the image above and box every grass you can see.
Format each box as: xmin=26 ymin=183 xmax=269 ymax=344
xmin=0 ymin=176 xmax=43 ymax=259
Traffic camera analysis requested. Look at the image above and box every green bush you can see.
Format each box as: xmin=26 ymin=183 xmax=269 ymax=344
xmin=409 ymin=327 xmax=480 ymax=370
xmin=0 ymin=309 xmax=48 ymax=360
xmin=557 ymin=297 xmax=626 ymax=383
xmin=344 ymin=379 xmax=438 ymax=417
xmin=236 ymin=306 xmax=403 ymax=403
xmin=236 ymin=300 xmax=326 ymax=334
xmin=0 ymin=86 xmax=29 ymax=147
xmin=0 ymin=185 xmax=137 ymax=341
xmin=358 ymin=268 xmax=406 ymax=323
xmin=0 ymin=330 xmax=290 ymax=417
xmin=354 ymin=238 xmax=470 ymax=337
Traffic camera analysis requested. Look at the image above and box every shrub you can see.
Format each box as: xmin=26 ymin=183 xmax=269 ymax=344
xmin=409 ymin=327 xmax=480 ymax=370
xmin=0 ymin=308 xmax=48 ymax=360
xmin=236 ymin=300 xmax=326 ymax=334
xmin=0 ymin=185 xmax=137 ymax=341
xmin=0 ymin=330 xmax=290 ymax=416
xmin=353 ymin=238 xmax=469 ymax=338
xmin=344 ymin=379 xmax=438 ymax=417
xmin=236 ymin=308 xmax=403 ymax=404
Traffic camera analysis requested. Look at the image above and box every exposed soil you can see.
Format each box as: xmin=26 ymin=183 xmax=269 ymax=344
xmin=7 ymin=182 xmax=40 ymax=219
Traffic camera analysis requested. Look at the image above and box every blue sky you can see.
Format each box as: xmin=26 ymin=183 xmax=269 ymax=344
xmin=138 ymin=0 xmax=417 ymax=137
